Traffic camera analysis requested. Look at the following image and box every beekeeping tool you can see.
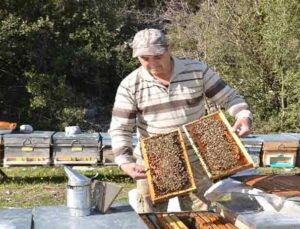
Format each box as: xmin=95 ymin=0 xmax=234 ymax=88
xmin=64 ymin=166 xmax=92 ymax=217
xmin=64 ymin=166 xmax=122 ymax=217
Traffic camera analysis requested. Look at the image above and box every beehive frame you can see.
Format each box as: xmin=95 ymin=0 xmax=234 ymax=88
xmin=139 ymin=212 xmax=238 ymax=229
xmin=183 ymin=111 xmax=254 ymax=180
xmin=141 ymin=130 xmax=196 ymax=204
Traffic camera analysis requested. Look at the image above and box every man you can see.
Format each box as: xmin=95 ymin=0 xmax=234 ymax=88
xmin=109 ymin=28 xmax=252 ymax=213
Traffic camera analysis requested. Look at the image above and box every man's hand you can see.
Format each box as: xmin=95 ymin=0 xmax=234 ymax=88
xmin=120 ymin=163 xmax=147 ymax=180
xmin=232 ymin=117 xmax=252 ymax=137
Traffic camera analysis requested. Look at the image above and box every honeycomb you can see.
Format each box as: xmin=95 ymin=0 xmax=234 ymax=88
xmin=184 ymin=112 xmax=252 ymax=179
xmin=141 ymin=130 xmax=195 ymax=203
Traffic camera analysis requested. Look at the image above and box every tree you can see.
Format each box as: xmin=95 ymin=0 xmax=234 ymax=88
xmin=163 ymin=0 xmax=300 ymax=132
xmin=0 ymin=0 xmax=139 ymax=130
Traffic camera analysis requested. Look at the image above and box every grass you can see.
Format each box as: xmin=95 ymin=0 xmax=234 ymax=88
xmin=0 ymin=166 xmax=135 ymax=208
xmin=0 ymin=166 xmax=299 ymax=209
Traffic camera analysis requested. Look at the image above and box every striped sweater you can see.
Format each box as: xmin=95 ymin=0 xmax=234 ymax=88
xmin=109 ymin=57 xmax=252 ymax=166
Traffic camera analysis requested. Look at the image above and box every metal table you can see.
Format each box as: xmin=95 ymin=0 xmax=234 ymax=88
xmin=0 ymin=204 xmax=147 ymax=229
xmin=0 ymin=208 xmax=32 ymax=229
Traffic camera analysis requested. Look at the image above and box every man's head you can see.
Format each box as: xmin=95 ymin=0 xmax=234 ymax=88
xmin=132 ymin=28 xmax=169 ymax=58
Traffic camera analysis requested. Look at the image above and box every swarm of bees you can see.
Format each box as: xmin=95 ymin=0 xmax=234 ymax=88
xmin=142 ymin=131 xmax=191 ymax=197
xmin=187 ymin=117 xmax=241 ymax=176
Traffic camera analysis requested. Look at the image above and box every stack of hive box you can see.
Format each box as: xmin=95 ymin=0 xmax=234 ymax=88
xmin=260 ymin=134 xmax=299 ymax=168
xmin=3 ymin=131 xmax=54 ymax=166
xmin=52 ymin=132 xmax=102 ymax=165
xmin=240 ymin=135 xmax=264 ymax=167
xmin=0 ymin=133 xmax=3 ymax=165
xmin=101 ymin=132 xmax=138 ymax=165
xmin=0 ymin=122 xmax=17 ymax=165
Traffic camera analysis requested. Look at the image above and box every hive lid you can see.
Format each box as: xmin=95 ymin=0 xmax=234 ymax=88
xmin=3 ymin=131 xmax=55 ymax=138
xmin=64 ymin=166 xmax=91 ymax=186
xmin=53 ymin=132 xmax=100 ymax=141
xmin=257 ymin=134 xmax=299 ymax=142
xmin=0 ymin=130 xmax=13 ymax=134
xmin=233 ymin=175 xmax=300 ymax=198
xmin=100 ymin=132 xmax=138 ymax=147
xmin=241 ymin=135 xmax=264 ymax=146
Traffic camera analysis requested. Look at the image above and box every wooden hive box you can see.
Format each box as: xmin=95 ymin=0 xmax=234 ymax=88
xmin=240 ymin=135 xmax=264 ymax=167
xmin=101 ymin=132 xmax=138 ymax=165
xmin=183 ymin=111 xmax=254 ymax=180
xmin=3 ymin=131 xmax=55 ymax=166
xmin=139 ymin=211 xmax=237 ymax=229
xmin=141 ymin=130 xmax=196 ymax=204
xmin=263 ymin=141 xmax=298 ymax=168
xmin=0 ymin=134 xmax=3 ymax=165
xmin=52 ymin=132 xmax=101 ymax=165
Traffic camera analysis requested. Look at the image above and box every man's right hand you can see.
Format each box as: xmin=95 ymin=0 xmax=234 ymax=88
xmin=120 ymin=163 xmax=147 ymax=180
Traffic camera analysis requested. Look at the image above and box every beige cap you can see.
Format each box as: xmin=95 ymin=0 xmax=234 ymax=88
xmin=132 ymin=28 xmax=168 ymax=57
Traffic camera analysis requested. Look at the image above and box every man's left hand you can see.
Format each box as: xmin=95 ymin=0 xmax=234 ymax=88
xmin=232 ymin=117 xmax=252 ymax=137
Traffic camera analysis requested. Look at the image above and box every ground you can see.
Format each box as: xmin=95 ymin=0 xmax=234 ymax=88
xmin=0 ymin=166 xmax=135 ymax=208
xmin=0 ymin=166 xmax=299 ymax=208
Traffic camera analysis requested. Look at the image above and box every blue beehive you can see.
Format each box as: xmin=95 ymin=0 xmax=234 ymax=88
xmin=260 ymin=133 xmax=299 ymax=168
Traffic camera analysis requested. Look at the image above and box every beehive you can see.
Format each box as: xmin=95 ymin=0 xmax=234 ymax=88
xmin=0 ymin=133 xmax=4 ymax=165
xmin=101 ymin=132 xmax=138 ymax=165
xmin=139 ymin=212 xmax=237 ymax=229
xmin=241 ymin=135 xmax=263 ymax=167
xmin=263 ymin=141 xmax=298 ymax=168
xmin=183 ymin=111 xmax=254 ymax=180
xmin=52 ymin=132 xmax=102 ymax=165
xmin=141 ymin=130 xmax=196 ymax=204
xmin=3 ymin=131 xmax=54 ymax=166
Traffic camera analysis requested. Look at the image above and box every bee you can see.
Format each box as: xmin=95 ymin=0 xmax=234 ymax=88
xmin=186 ymin=117 xmax=241 ymax=176
xmin=143 ymin=131 xmax=191 ymax=196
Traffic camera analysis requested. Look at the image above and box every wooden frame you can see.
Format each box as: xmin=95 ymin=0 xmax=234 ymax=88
xmin=141 ymin=130 xmax=196 ymax=204
xmin=183 ymin=110 xmax=254 ymax=180
xmin=139 ymin=212 xmax=237 ymax=229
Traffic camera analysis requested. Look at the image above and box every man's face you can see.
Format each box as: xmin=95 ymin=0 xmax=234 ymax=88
xmin=137 ymin=49 xmax=172 ymax=77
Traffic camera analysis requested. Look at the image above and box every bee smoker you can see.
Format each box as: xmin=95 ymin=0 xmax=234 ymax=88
xmin=64 ymin=166 xmax=92 ymax=217
xmin=64 ymin=166 xmax=122 ymax=217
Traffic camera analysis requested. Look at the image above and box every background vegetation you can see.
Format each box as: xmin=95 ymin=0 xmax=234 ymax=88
xmin=0 ymin=0 xmax=299 ymax=133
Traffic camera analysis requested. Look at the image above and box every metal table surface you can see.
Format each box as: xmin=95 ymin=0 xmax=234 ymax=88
xmin=0 ymin=208 xmax=32 ymax=229
xmin=0 ymin=204 xmax=147 ymax=229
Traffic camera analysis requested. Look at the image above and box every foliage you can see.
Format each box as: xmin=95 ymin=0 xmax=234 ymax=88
xmin=164 ymin=0 xmax=300 ymax=133
xmin=0 ymin=0 xmax=139 ymax=130
xmin=0 ymin=0 xmax=299 ymax=133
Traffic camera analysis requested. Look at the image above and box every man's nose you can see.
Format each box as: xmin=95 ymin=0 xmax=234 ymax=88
xmin=148 ymin=58 xmax=159 ymax=64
